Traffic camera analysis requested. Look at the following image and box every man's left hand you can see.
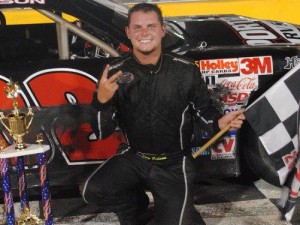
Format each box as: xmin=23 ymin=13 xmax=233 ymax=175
xmin=218 ymin=109 xmax=245 ymax=131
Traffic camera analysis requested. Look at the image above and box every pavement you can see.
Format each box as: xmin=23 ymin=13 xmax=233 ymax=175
xmin=196 ymin=178 xmax=293 ymax=225
xmin=0 ymin=178 xmax=299 ymax=225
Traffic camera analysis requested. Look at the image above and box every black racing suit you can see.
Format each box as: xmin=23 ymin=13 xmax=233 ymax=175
xmin=82 ymin=52 xmax=222 ymax=225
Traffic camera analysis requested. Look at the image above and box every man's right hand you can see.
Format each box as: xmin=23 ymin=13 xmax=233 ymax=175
xmin=97 ymin=64 xmax=122 ymax=104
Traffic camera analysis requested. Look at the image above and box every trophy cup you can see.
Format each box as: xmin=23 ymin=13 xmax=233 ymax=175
xmin=0 ymin=82 xmax=52 ymax=225
xmin=0 ymin=80 xmax=34 ymax=150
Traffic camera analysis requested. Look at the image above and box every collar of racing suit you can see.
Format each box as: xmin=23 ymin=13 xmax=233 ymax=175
xmin=132 ymin=53 xmax=163 ymax=75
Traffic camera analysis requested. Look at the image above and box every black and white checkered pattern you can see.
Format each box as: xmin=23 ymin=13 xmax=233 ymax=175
xmin=245 ymin=63 xmax=300 ymax=185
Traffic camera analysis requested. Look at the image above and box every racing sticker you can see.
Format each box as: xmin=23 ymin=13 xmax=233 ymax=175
xmin=220 ymin=16 xmax=286 ymax=45
xmin=239 ymin=56 xmax=273 ymax=76
xmin=262 ymin=20 xmax=300 ymax=44
xmin=211 ymin=130 xmax=237 ymax=160
xmin=284 ymin=56 xmax=300 ymax=70
xmin=200 ymin=58 xmax=239 ymax=75
xmin=217 ymin=75 xmax=258 ymax=91
xmin=200 ymin=56 xmax=273 ymax=76
xmin=222 ymin=91 xmax=250 ymax=106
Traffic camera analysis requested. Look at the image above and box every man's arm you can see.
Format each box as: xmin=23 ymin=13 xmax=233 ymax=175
xmin=191 ymin=66 xmax=245 ymax=136
xmin=91 ymin=64 xmax=121 ymax=139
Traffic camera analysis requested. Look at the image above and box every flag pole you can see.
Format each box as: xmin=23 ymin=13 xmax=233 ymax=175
xmin=191 ymin=87 xmax=252 ymax=159
xmin=192 ymin=123 xmax=231 ymax=158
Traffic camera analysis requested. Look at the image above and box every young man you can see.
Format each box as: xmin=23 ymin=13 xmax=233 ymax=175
xmin=81 ymin=3 xmax=245 ymax=225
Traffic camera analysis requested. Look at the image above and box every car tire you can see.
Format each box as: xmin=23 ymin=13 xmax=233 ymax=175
xmin=239 ymin=121 xmax=280 ymax=187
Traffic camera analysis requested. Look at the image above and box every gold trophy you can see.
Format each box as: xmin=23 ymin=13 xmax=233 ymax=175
xmin=0 ymin=80 xmax=34 ymax=150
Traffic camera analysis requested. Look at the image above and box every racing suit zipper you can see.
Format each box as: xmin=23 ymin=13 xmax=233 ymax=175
xmin=148 ymin=71 xmax=154 ymax=152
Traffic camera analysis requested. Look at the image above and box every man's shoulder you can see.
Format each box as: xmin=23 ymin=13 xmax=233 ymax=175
xmin=164 ymin=52 xmax=196 ymax=68
xmin=109 ymin=54 xmax=133 ymax=71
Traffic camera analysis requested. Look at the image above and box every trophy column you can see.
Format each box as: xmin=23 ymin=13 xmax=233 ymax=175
xmin=0 ymin=80 xmax=53 ymax=224
xmin=0 ymin=156 xmax=15 ymax=225
xmin=0 ymin=144 xmax=53 ymax=225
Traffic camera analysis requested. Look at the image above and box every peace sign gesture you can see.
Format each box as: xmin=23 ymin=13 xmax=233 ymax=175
xmin=97 ymin=64 xmax=122 ymax=104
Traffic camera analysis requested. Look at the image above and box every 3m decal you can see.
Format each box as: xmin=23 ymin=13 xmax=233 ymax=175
xmin=239 ymin=56 xmax=273 ymax=76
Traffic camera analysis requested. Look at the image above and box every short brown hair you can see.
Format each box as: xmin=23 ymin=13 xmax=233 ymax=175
xmin=128 ymin=3 xmax=163 ymax=26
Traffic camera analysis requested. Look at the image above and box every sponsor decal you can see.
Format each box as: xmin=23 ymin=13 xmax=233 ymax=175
xmin=200 ymin=56 xmax=273 ymax=76
xmin=211 ymin=131 xmax=236 ymax=160
xmin=262 ymin=21 xmax=300 ymax=44
xmin=221 ymin=16 xmax=288 ymax=45
xmin=218 ymin=76 xmax=258 ymax=91
xmin=191 ymin=146 xmax=210 ymax=156
xmin=223 ymin=105 xmax=243 ymax=114
xmin=284 ymin=56 xmax=300 ymax=70
xmin=222 ymin=91 xmax=249 ymax=106
xmin=0 ymin=0 xmax=45 ymax=4
xmin=204 ymin=75 xmax=216 ymax=87
xmin=239 ymin=56 xmax=273 ymax=75
xmin=200 ymin=58 xmax=239 ymax=75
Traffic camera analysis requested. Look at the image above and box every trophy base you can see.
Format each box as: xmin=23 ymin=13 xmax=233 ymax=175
xmin=15 ymin=143 xmax=28 ymax=150
xmin=17 ymin=214 xmax=43 ymax=225
xmin=0 ymin=144 xmax=50 ymax=158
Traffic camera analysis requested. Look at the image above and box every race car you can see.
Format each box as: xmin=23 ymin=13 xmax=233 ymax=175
xmin=0 ymin=0 xmax=299 ymax=190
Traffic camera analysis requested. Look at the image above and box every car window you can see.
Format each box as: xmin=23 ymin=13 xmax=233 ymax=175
xmin=0 ymin=5 xmax=193 ymax=62
xmin=163 ymin=20 xmax=188 ymax=50
xmin=0 ymin=22 xmax=58 ymax=61
xmin=69 ymin=19 xmax=130 ymax=59
xmin=0 ymin=8 xmax=122 ymax=62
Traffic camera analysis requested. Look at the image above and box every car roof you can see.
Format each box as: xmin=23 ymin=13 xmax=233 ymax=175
xmin=1 ymin=0 xmax=299 ymax=52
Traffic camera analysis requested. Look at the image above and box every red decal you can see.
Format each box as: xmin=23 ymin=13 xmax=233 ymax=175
xmin=55 ymin=123 xmax=126 ymax=162
xmin=200 ymin=58 xmax=239 ymax=75
xmin=0 ymin=79 xmax=27 ymax=110
xmin=212 ymin=137 xmax=235 ymax=153
xmin=25 ymin=71 xmax=96 ymax=106
xmin=223 ymin=92 xmax=249 ymax=105
xmin=239 ymin=56 xmax=273 ymax=75
xmin=223 ymin=138 xmax=235 ymax=152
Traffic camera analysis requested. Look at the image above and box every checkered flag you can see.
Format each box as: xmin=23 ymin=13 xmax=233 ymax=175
xmin=245 ymin=62 xmax=300 ymax=221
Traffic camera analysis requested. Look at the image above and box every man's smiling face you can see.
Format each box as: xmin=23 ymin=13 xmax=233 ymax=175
xmin=125 ymin=10 xmax=165 ymax=56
